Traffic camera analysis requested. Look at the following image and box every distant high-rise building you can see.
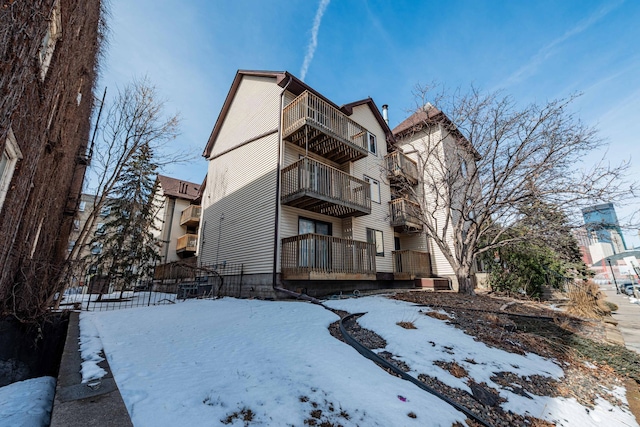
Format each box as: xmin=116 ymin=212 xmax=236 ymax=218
xmin=582 ymin=203 xmax=627 ymax=253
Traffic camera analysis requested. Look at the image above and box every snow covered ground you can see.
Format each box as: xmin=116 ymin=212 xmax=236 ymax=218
xmin=0 ymin=376 xmax=56 ymax=426
xmin=79 ymin=295 xmax=639 ymax=426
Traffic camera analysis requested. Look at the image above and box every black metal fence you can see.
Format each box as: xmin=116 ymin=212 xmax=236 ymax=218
xmin=59 ymin=261 xmax=244 ymax=312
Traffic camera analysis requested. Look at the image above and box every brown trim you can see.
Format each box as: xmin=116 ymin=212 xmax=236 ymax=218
xmin=208 ymin=129 xmax=278 ymax=161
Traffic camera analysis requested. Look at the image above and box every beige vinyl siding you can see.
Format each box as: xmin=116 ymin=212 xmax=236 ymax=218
xmin=346 ymin=105 xmax=395 ymax=273
xmin=280 ymin=206 xmax=344 ymax=240
xmin=209 ymin=75 xmax=281 ymax=159
xmin=283 ymin=143 xmax=341 ymax=169
xmin=200 ymin=132 xmax=279 ymax=274
xmin=399 ymin=128 xmax=456 ymax=276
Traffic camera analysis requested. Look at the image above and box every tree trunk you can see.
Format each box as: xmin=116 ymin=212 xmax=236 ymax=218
xmin=457 ymin=273 xmax=475 ymax=295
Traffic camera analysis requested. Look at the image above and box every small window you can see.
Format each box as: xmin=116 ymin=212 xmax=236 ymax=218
xmin=100 ymin=206 xmax=111 ymax=217
xmin=78 ymin=201 xmax=86 ymax=212
xmin=39 ymin=0 xmax=62 ymax=80
xmin=73 ymin=219 xmax=80 ymax=230
xmin=95 ymin=223 xmax=106 ymax=235
xmin=366 ymin=228 xmax=384 ymax=257
xmin=68 ymin=240 xmax=76 ymax=252
xmin=460 ymin=158 xmax=468 ymax=178
xmin=364 ymin=176 xmax=381 ymax=204
xmin=91 ymin=243 xmax=102 ymax=255
xmin=0 ymin=127 xmax=23 ymax=213
xmin=367 ymin=132 xmax=377 ymax=155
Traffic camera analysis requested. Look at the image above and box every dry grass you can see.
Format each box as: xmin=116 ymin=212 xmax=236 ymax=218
xmin=566 ymin=281 xmax=608 ymax=319
xmin=434 ymin=360 xmax=469 ymax=378
xmin=424 ymin=311 xmax=451 ymax=321
xmin=396 ymin=321 xmax=417 ymax=329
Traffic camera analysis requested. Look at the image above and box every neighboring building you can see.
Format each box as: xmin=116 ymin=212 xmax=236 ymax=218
xmin=200 ymin=70 xmax=431 ymax=297
xmin=153 ymin=175 xmax=201 ymax=265
xmin=572 ymin=227 xmax=593 ymax=266
xmin=66 ymin=193 xmax=117 ymax=288
xmin=582 ymin=203 xmax=627 ymax=254
xmin=0 ymin=0 xmax=102 ymax=315
xmin=390 ymin=104 xmax=481 ymax=287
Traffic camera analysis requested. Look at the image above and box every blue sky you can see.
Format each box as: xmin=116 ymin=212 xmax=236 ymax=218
xmin=99 ymin=0 xmax=640 ymax=246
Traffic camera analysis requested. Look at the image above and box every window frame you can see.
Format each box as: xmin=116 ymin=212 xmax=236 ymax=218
xmin=366 ymin=228 xmax=384 ymax=257
xmin=0 ymin=127 xmax=23 ymax=213
xmin=39 ymin=0 xmax=62 ymax=81
xmin=367 ymin=132 xmax=377 ymax=156
xmin=363 ymin=175 xmax=381 ymax=204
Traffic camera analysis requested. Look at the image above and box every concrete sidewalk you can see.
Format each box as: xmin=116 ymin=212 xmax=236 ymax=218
xmin=602 ymin=286 xmax=640 ymax=353
xmin=50 ymin=312 xmax=133 ymax=427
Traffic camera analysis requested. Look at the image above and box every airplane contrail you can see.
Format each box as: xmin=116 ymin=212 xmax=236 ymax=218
xmin=300 ymin=0 xmax=330 ymax=81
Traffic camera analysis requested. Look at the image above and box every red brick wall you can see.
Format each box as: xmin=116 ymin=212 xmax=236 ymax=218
xmin=0 ymin=0 xmax=103 ymax=318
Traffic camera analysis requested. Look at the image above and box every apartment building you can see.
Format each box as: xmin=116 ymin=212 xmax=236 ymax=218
xmin=200 ymin=70 xmax=441 ymax=297
xmin=0 ymin=0 xmax=102 ymax=315
xmin=153 ymin=175 xmax=202 ymax=264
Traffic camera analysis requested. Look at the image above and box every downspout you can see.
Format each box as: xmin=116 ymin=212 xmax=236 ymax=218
xmin=272 ymin=76 xmax=293 ymax=289
xmin=163 ymin=197 xmax=176 ymax=263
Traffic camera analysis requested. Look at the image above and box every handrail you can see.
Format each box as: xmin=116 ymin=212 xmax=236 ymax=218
xmin=385 ymin=151 xmax=419 ymax=183
xmin=281 ymin=233 xmax=375 ymax=275
xmin=389 ymin=198 xmax=422 ymax=227
xmin=176 ymin=234 xmax=198 ymax=251
xmin=392 ymin=250 xmax=431 ymax=276
xmin=283 ymin=91 xmax=369 ymax=152
xmin=281 ymin=157 xmax=371 ymax=213
xmin=180 ymin=205 xmax=201 ymax=225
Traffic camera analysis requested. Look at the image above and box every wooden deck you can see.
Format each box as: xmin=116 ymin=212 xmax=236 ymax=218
xmin=176 ymin=233 xmax=198 ymax=253
xmin=389 ymin=198 xmax=423 ymax=232
xmin=281 ymin=157 xmax=371 ymax=218
xmin=283 ymin=91 xmax=370 ymax=164
xmin=385 ymin=151 xmax=419 ymax=185
xmin=392 ymin=250 xmax=431 ymax=280
xmin=180 ymin=205 xmax=201 ymax=227
xmin=281 ymin=233 xmax=376 ymax=280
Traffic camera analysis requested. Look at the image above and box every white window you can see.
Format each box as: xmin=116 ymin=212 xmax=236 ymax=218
xmin=39 ymin=0 xmax=62 ymax=80
xmin=367 ymin=132 xmax=377 ymax=155
xmin=91 ymin=243 xmax=102 ymax=255
xmin=364 ymin=175 xmax=381 ymax=204
xmin=73 ymin=219 xmax=80 ymax=230
xmin=100 ymin=205 xmax=111 ymax=217
xmin=0 ymin=127 xmax=23 ymax=213
xmin=68 ymin=240 xmax=75 ymax=252
xmin=366 ymin=228 xmax=384 ymax=257
xmin=78 ymin=200 xmax=86 ymax=212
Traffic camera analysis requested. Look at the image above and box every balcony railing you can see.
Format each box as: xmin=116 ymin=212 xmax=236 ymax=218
xmin=281 ymin=233 xmax=376 ymax=280
xmin=283 ymin=91 xmax=369 ymax=163
xmin=180 ymin=205 xmax=201 ymax=227
xmin=281 ymin=157 xmax=371 ymax=218
xmin=389 ymin=198 xmax=422 ymax=231
xmin=392 ymin=250 xmax=431 ymax=280
xmin=385 ymin=151 xmax=419 ymax=185
xmin=176 ymin=233 xmax=198 ymax=253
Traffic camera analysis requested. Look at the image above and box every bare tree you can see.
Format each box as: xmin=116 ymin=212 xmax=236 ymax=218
xmin=55 ymin=78 xmax=186 ymax=301
xmin=390 ymin=85 xmax=638 ymax=295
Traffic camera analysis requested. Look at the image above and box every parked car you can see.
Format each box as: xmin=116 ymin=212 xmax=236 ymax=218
xmin=625 ymin=284 xmax=640 ymax=296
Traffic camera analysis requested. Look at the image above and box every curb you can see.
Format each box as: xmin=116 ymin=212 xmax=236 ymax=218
xmin=50 ymin=312 xmax=133 ymax=427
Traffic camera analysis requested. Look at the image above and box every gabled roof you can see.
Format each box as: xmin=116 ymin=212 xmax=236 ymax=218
xmin=392 ymin=105 xmax=481 ymax=161
xmin=203 ymin=70 xmax=395 ymax=158
xmin=157 ymin=175 xmax=200 ymax=201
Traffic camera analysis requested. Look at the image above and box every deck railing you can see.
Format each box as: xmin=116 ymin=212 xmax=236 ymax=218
xmin=176 ymin=234 xmax=198 ymax=252
xmin=389 ymin=198 xmax=422 ymax=229
xmin=282 ymin=91 xmax=369 ymax=162
xmin=281 ymin=233 xmax=375 ymax=276
xmin=385 ymin=151 xmax=419 ymax=184
xmin=180 ymin=205 xmax=201 ymax=226
xmin=392 ymin=250 xmax=431 ymax=277
xmin=281 ymin=157 xmax=371 ymax=217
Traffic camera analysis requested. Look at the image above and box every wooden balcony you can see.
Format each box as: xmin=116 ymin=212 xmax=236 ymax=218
xmin=176 ymin=233 xmax=198 ymax=253
xmin=392 ymin=250 xmax=431 ymax=280
xmin=385 ymin=151 xmax=418 ymax=185
xmin=281 ymin=233 xmax=376 ymax=280
xmin=281 ymin=157 xmax=371 ymax=218
xmin=389 ymin=198 xmax=422 ymax=232
xmin=180 ymin=205 xmax=201 ymax=227
xmin=283 ymin=91 xmax=369 ymax=164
